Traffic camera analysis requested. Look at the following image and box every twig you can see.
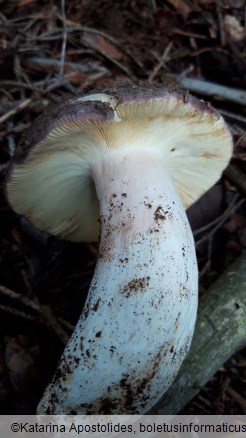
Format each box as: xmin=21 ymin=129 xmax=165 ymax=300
xmin=58 ymin=316 xmax=74 ymax=334
xmin=0 ymin=98 xmax=32 ymax=125
xmin=195 ymin=192 xmax=244 ymax=277
xmin=14 ymin=51 xmax=33 ymax=97
xmin=235 ymin=133 xmax=246 ymax=147
xmin=0 ymin=22 xmax=26 ymax=28
xmin=39 ymin=305 xmax=69 ymax=345
xmin=193 ymin=194 xmax=240 ymax=237
xmin=226 ymin=386 xmax=246 ymax=412
xmin=14 ymin=54 xmax=26 ymax=100
xmin=176 ymin=65 xmax=194 ymax=81
xmin=0 ymin=285 xmax=69 ymax=345
xmin=216 ymin=0 xmax=226 ymax=47
xmin=224 ymin=165 xmax=246 ymax=194
xmin=25 ymin=24 xmax=140 ymax=71
xmin=0 ymin=285 xmax=40 ymax=312
xmin=168 ymin=75 xmax=246 ymax=106
xmin=151 ymin=0 xmax=157 ymax=14
xmin=173 ymin=29 xmax=208 ymax=39
xmin=83 ymin=38 xmax=132 ymax=78
xmin=28 ymin=24 xmax=142 ymax=67
xmin=195 ymin=196 xmax=245 ymax=247
xmin=58 ymin=0 xmax=67 ymax=79
xmin=45 ymin=74 xmax=77 ymax=92
xmin=148 ymin=43 xmax=173 ymax=82
xmin=25 ymin=57 xmax=107 ymax=74
xmin=0 ymin=80 xmax=39 ymax=91
xmin=0 ymin=304 xmax=45 ymax=325
xmin=219 ymin=108 xmax=246 ymax=125
xmin=0 ymin=122 xmax=31 ymax=140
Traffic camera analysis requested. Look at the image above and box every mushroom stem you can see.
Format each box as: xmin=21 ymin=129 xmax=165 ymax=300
xmin=37 ymin=149 xmax=198 ymax=414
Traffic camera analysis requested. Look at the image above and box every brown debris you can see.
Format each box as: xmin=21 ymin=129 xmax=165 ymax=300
xmin=121 ymin=277 xmax=150 ymax=298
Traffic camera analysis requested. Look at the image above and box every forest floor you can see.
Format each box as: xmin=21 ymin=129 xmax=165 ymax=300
xmin=0 ymin=0 xmax=245 ymax=414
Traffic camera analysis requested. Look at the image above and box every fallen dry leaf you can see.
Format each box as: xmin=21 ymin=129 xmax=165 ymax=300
xmin=223 ymin=212 xmax=246 ymax=233
xmin=17 ymin=0 xmax=37 ymax=7
xmin=224 ymin=15 xmax=246 ymax=42
xmin=82 ymin=32 xmax=123 ymax=61
xmin=5 ymin=336 xmax=40 ymax=393
xmin=166 ymin=0 xmax=194 ymax=20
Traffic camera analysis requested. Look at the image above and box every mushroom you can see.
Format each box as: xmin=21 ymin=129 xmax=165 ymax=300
xmin=5 ymin=84 xmax=233 ymax=414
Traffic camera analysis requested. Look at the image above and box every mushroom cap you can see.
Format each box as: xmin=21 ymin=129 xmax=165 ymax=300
xmin=6 ymin=84 xmax=233 ymax=242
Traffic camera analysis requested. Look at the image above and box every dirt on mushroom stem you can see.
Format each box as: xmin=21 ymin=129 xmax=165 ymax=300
xmin=37 ymin=148 xmax=198 ymax=415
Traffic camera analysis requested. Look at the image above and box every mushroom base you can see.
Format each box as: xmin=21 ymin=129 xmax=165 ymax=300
xmin=37 ymin=149 xmax=198 ymax=414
